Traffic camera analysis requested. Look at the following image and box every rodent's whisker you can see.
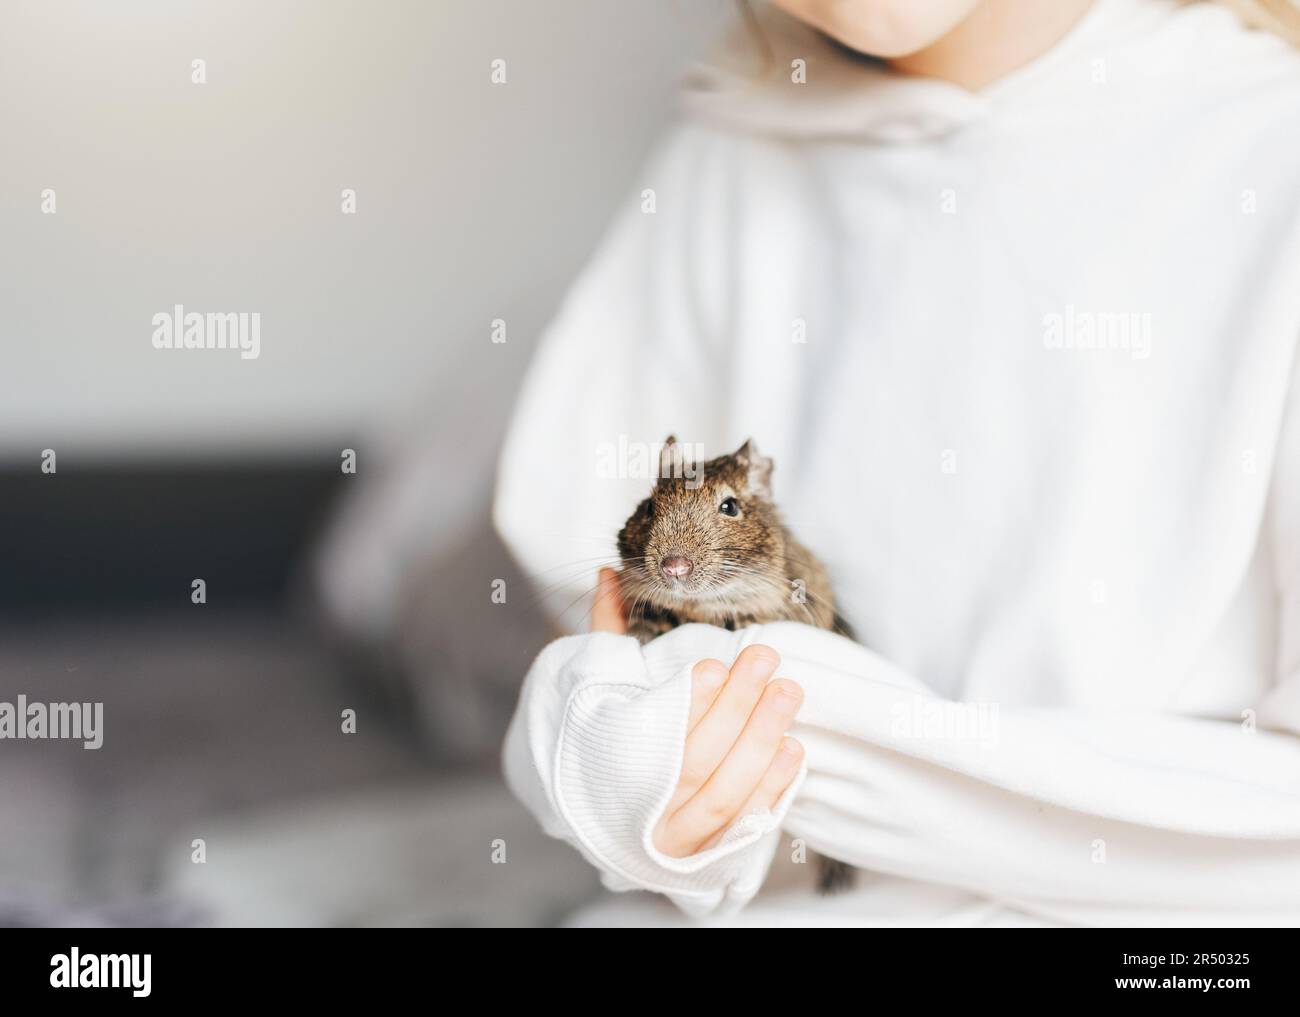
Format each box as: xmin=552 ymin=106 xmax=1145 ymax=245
xmin=713 ymin=560 xmax=828 ymax=625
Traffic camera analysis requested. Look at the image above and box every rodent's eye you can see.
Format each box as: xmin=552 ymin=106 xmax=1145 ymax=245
xmin=718 ymin=497 xmax=740 ymax=517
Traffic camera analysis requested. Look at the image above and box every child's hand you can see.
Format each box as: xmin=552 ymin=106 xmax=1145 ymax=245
xmin=590 ymin=568 xmax=804 ymax=858
xmin=652 ymin=646 xmax=804 ymax=857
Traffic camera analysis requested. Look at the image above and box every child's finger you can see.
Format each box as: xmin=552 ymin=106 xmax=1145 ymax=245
xmin=688 ymin=659 xmax=729 ymax=731
xmin=590 ymin=567 xmax=628 ymax=634
xmin=679 ymin=645 xmax=780 ymax=787
xmin=737 ymin=736 xmax=804 ymax=817
xmin=671 ymin=646 xmax=780 ymax=811
xmin=659 ymin=659 xmax=733 ymax=815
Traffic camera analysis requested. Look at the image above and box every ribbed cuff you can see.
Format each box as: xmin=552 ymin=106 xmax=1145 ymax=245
xmin=552 ymin=633 xmax=804 ymax=913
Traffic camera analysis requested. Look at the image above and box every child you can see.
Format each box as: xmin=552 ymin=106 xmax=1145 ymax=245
xmin=495 ymin=0 xmax=1300 ymax=925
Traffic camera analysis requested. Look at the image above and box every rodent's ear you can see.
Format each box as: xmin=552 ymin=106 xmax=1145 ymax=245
xmin=658 ymin=435 xmax=684 ymax=483
xmin=735 ymin=439 xmax=773 ymax=497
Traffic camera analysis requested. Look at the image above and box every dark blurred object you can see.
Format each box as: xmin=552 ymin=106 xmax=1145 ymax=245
xmin=0 ymin=456 xmax=598 ymax=924
xmin=0 ymin=456 xmax=349 ymax=610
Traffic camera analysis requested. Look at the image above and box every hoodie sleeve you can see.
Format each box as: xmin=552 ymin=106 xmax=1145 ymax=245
xmin=768 ymin=623 xmax=1300 ymax=926
xmin=505 ymin=613 xmax=1300 ymax=924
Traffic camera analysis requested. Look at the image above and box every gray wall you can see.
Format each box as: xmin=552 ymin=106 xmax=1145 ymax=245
xmin=0 ymin=0 xmax=728 ymax=458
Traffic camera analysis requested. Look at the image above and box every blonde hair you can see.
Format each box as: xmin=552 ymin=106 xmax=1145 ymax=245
xmin=1219 ymin=0 xmax=1300 ymax=44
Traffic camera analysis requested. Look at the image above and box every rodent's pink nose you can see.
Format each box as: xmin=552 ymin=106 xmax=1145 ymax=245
xmin=660 ymin=556 xmax=693 ymax=580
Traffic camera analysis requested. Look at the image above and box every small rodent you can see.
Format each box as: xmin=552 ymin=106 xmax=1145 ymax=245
xmin=616 ymin=435 xmax=855 ymax=894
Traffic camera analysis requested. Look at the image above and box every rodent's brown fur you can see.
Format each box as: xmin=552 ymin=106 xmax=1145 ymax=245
xmin=615 ymin=436 xmax=854 ymax=895
xmin=616 ymin=437 xmax=847 ymax=642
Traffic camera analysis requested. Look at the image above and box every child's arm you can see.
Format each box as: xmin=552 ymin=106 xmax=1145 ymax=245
xmin=505 ymin=618 xmax=1300 ymax=922
xmin=764 ymin=622 xmax=1300 ymax=924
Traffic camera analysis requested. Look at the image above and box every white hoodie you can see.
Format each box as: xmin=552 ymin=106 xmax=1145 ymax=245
xmin=494 ymin=0 xmax=1300 ymax=925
